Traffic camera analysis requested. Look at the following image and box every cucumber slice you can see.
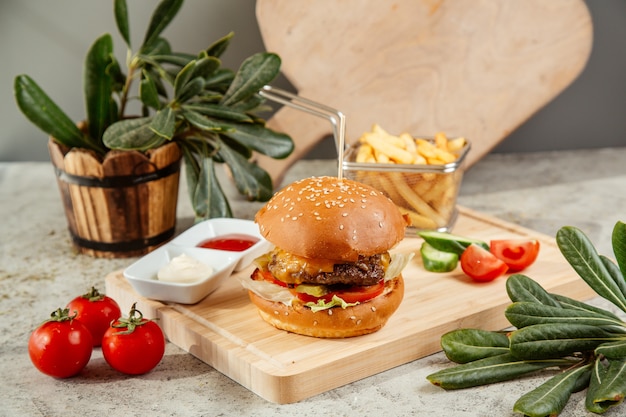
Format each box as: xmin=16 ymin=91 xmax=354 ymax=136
xmin=420 ymin=242 xmax=459 ymax=272
xmin=418 ymin=231 xmax=489 ymax=255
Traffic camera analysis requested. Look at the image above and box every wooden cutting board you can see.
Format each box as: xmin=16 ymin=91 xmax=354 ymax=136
xmin=105 ymin=207 xmax=596 ymax=404
xmin=254 ymin=0 xmax=593 ymax=184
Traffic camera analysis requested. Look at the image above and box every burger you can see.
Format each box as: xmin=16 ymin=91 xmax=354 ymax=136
xmin=241 ymin=176 xmax=412 ymax=338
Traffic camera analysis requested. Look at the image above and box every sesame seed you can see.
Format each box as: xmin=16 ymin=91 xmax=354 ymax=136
xmin=371 ymin=306 xmax=377 ymax=312
xmin=328 ymin=310 xmax=333 ymax=315
xmin=339 ymin=224 xmax=344 ymax=230
xmin=342 ymin=213 xmax=348 ymax=217
xmin=350 ymin=316 xmax=356 ymax=320
xmin=356 ymin=319 xmax=362 ymax=325
xmin=274 ymin=310 xmax=279 ymax=315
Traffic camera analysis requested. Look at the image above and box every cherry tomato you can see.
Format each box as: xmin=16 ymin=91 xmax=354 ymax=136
xmin=102 ymin=303 xmax=165 ymax=375
xmin=460 ymin=244 xmax=509 ymax=282
xmin=67 ymin=287 xmax=121 ymax=346
xmin=293 ymin=280 xmax=385 ymax=304
xmin=490 ymin=239 xmax=540 ymax=272
xmin=28 ymin=308 xmax=93 ymax=378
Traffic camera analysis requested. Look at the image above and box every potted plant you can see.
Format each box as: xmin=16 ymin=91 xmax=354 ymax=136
xmin=13 ymin=0 xmax=293 ymax=258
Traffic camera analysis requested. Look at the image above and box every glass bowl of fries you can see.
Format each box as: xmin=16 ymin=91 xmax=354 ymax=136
xmin=342 ymin=125 xmax=470 ymax=233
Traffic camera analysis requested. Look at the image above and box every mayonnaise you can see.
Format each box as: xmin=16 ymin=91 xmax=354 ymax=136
xmin=157 ymin=253 xmax=214 ymax=283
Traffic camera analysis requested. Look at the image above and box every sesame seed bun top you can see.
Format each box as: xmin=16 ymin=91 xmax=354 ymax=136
xmin=255 ymin=176 xmax=408 ymax=262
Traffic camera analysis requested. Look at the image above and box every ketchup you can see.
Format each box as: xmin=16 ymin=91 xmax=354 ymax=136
xmin=197 ymin=234 xmax=259 ymax=251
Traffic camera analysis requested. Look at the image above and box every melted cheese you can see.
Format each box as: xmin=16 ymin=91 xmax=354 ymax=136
xmin=268 ymin=248 xmax=337 ymax=284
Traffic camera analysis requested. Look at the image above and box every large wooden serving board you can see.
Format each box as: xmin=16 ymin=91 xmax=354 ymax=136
xmin=254 ymin=0 xmax=593 ymax=184
xmin=105 ymin=207 xmax=596 ymax=404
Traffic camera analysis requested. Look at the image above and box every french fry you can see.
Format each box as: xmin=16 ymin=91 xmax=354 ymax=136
xmin=356 ymin=143 xmax=375 ymax=163
xmin=447 ymin=137 xmax=466 ymax=152
xmin=434 ymin=132 xmax=449 ymax=152
xmin=387 ymin=174 xmax=447 ymax=226
xmin=348 ymin=125 xmax=467 ymax=229
xmin=397 ymin=207 xmax=437 ymax=230
xmin=365 ymin=135 xmax=415 ymax=164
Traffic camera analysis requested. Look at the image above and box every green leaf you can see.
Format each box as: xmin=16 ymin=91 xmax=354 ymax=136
xmin=149 ymin=108 xmax=175 ymax=139
xmin=205 ymin=68 xmax=236 ymax=91
xmin=506 ymin=274 xmax=562 ymax=308
xmin=586 ymin=358 xmax=626 ymax=413
xmin=140 ymin=72 xmax=161 ymax=109
xmin=181 ymin=108 xmax=233 ymax=132
xmin=13 ymin=75 xmax=98 ymax=152
xmin=138 ymin=37 xmax=172 ymax=59
xmin=173 ymin=60 xmax=196 ymax=98
xmin=440 ymin=329 xmax=510 ymax=364
xmin=612 ymin=221 xmax=626 ymax=291
xmin=149 ymin=52 xmax=196 ymax=67
xmin=142 ymin=0 xmax=183 ymax=49
xmin=103 ymin=117 xmax=165 ymax=151
xmin=505 ymin=302 xmax=626 ymax=330
xmin=84 ymin=33 xmax=115 ymax=142
xmin=509 ymin=323 xmax=619 ymax=360
xmin=513 ymin=363 xmax=592 ymax=417
xmin=220 ymin=121 xmax=294 ymax=159
xmin=192 ymin=56 xmax=221 ymax=79
xmin=220 ymin=53 xmax=281 ymax=107
xmin=587 ymin=357 xmax=611 ymax=413
xmin=176 ymin=78 xmax=205 ymax=103
xmin=557 ymin=226 xmax=626 ymax=313
xmin=182 ymin=104 xmax=253 ymax=123
xmin=426 ymin=353 xmax=572 ymax=390
xmin=181 ymin=142 xmax=231 ymax=220
xmin=595 ymin=339 xmax=626 ymax=359
xmin=114 ymin=0 xmax=130 ymax=47
xmin=551 ymin=293 xmax=624 ymax=321
xmin=601 ymin=254 xmax=626 ymax=302
xmin=206 ymin=32 xmax=234 ymax=58
xmin=216 ymin=140 xmax=273 ymax=201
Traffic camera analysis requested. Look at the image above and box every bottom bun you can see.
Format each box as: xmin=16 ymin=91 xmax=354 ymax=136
xmin=248 ymin=275 xmax=404 ymax=338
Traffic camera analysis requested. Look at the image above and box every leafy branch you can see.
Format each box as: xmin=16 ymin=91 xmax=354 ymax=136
xmin=13 ymin=0 xmax=293 ymax=221
xmin=427 ymin=221 xmax=626 ymax=416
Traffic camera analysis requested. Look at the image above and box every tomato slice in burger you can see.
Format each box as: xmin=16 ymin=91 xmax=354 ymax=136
xmin=460 ymin=244 xmax=509 ymax=282
xmin=295 ymin=280 xmax=385 ymax=304
xmin=490 ymin=239 xmax=540 ymax=272
xmin=252 ymin=268 xmax=288 ymax=287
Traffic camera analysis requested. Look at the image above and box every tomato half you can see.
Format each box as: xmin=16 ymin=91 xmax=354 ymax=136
xmin=67 ymin=287 xmax=121 ymax=346
xmin=28 ymin=308 xmax=93 ymax=378
xmin=102 ymin=303 xmax=165 ymax=375
xmin=490 ymin=239 xmax=540 ymax=272
xmin=293 ymin=280 xmax=385 ymax=304
xmin=460 ymin=244 xmax=509 ymax=282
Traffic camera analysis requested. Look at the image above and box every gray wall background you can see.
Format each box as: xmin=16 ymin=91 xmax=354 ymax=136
xmin=2 ymin=0 xmax=625 ymax=162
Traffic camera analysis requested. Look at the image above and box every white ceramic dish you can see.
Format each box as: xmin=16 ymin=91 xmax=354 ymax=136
xmin=123 ymin=218 xmax=272 ymax=304
xmin=170 ymin=218 xmax=271 ymax=271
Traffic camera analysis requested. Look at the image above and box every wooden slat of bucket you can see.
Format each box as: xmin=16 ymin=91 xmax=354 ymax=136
xmin=145 ymin=142 xmax=181 ymax=239
xmin=47 ymin=140 xmax=78 ymax=235
xmin=102 ymin=150 xmax=155 ymax=244
xmin=64 ymin=148 xmax=107 ymax=247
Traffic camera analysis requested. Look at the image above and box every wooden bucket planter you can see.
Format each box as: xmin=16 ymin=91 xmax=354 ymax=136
xmin=48 ymin=139 xmax=182 ymax=258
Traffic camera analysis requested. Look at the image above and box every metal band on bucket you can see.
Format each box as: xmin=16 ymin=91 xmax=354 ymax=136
xmin=54 ymin=160 xmax=180 ymax=188
xmin=69 ymin=227 xmax=176 ymax=253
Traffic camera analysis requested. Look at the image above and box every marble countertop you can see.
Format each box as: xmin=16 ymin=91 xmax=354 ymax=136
xmin=2 ymin=147 xmax=626 ymax=417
